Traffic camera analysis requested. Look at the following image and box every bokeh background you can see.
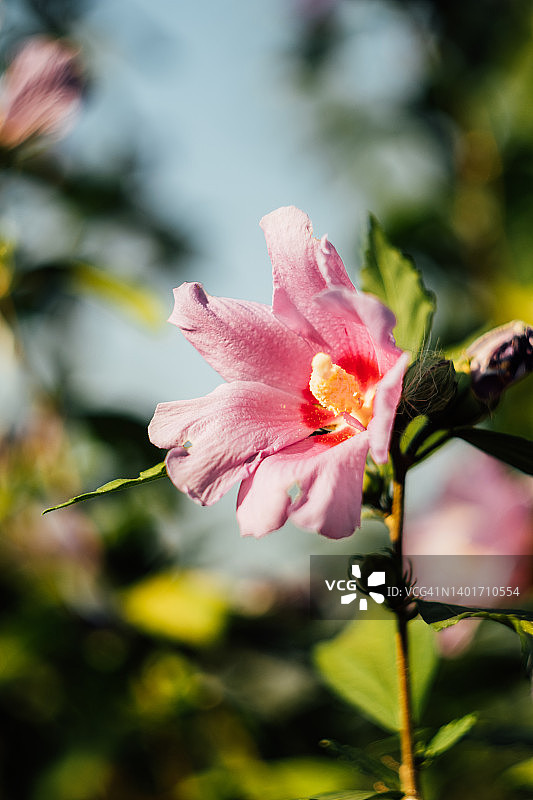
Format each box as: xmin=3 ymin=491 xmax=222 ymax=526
xmin=1 ymin=1 xmax=533 ymax=798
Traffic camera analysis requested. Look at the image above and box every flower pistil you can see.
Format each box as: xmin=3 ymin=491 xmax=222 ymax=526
xmin=309 ymin=352 xmax=373 ymax=427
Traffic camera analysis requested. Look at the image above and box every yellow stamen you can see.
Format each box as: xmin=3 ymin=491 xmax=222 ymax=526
xmin=309 ymin=352 xmax=372 ymax=426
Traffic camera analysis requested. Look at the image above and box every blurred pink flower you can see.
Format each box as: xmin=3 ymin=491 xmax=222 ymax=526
xmin=149 ymin=206 xmax=408 ymax=539
xmin=405 ymin=450 xmax=533 ymax=654
xmin=0 ymin=36 xmax=82 ymax=149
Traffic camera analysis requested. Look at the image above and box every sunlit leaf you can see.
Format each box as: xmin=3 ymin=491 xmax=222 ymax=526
xmin=179 ymin=757 xmax=358 ymax=800
xmin=314 ymin=618 xmax=438 ymax=732
xmin=132 ymin=652 xmax=203 ymax=718
xmin=417 ymin=600 xmax=533 ymax=628
xmin=71 ymin=261 xmax=164 ymax=328
xmin=43 ymin=461 xmax=167 ymax=513
xmin=506 ymin=756 xmax=533 ymax=789
xmin=0 ymin=632 xmax=33 ymax=683
xmin=119 ymin=570 xmax=230 ymax=646
xmin=319 ymin=739 xmax=399 ymax=788
xmin=251 ymin=758 xmax=361 ymax=800
xmin=34 ymin=750 xmax=111 ymax=800
xmin=361 ymin=216 xmax=435 ymax=357
xmin=423 ymin=713 xmax=478 ymax=761
xmin=399 ymin=415 xmax=429 ymax=455
xmin=491 ymin=281 xmax=533 ymax=330
xmin=453 ymin=428 xmax=533 ymax=475
xmin=307 ymin=792 xmax=403 ymax=800
xmin=417 ymin=600 xmax=533 ymax=665
xmin=0 ymin=239 xmax=13 ymax=299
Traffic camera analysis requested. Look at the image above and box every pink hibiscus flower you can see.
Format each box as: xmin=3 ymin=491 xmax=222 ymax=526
xmin=149 ymin=206 xmax=409 ymax=539
xmin=0 ymin=36 xmax=82 ymax=149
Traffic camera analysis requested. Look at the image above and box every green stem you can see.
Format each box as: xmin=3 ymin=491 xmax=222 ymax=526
xmin=388 ymin=472 xmax=422 ymax=800
xmin=404 ymin=418 xmax=436 ymax=462
xmin=412 ymin=431 xmax=452 ymax=466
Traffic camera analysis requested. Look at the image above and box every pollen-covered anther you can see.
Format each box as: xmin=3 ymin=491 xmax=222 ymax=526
xmin=309 ymin=352 xmax=366 ymax=418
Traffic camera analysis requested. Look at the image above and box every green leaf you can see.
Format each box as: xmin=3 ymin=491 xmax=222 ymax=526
xmin=506 ymin=756 xmax=533 ymax=789
xmin=417 ymin=600 xmax=533 ymax=665
xmin=424 ymin=713 xmax=478 ymax=761
xmin=313 ymin=618 xmax=438 ymax=732
xmin=71 ymin=261 xmax=164 ymax=328
xmin=319 ymin=740 xmax=399 ymax=788
xmin=453 ymin=428 xmax=533 ymax=475
xmin=399 ymin=415 xmax=430 ymax=457
xmin=361 ymin=216 xmax=435 ymax=357
xmin=119 ymin=569 xmax=230 ymax=646
xmin=417 ymin=599 xmax=533 ymax=628
xmin=236 ymin=756 xmax=357 ymax=800
xmin=308 ymin=792 xmax=403 ymax=800
xmin=43 ymin=461 xmax=167 ymax=513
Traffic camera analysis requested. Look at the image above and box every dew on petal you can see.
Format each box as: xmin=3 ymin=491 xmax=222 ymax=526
xmin=287 ymin=482 xmax=302 ymax=503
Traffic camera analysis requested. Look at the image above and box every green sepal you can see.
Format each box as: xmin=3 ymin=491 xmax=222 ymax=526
xmin=361 ymin=216 xmax=435 ymax=357
xmin=362 ymin=457 xmax=393 ymax=516
xmin=399 ymin=415 xmax=429 ymax=457
xmin=453 ymin=428 xmax=533 ymax=475
xmin=43 ymin=461 xmax=168 ymax=513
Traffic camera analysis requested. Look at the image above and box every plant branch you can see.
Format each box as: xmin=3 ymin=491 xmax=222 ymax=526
xmin=388 ymin=472 xmax=421 ymax=800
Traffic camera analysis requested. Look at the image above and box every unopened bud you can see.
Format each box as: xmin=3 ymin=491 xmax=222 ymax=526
xmin=356 ymin=553 xmax=417 ymax=617
xmin=399 ymin=355 xmax=457 ymax=420
xmin=464 ymin=320 xmax=533 ymax=403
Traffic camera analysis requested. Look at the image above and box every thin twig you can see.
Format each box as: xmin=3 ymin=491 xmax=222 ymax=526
xmin=388 ymin=473 xmax=422 ymax=800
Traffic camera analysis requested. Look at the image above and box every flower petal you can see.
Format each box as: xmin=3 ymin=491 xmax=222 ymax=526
xmin=237 ymin=428 xmax=369 ymax=539
xmin=269 ymin=286 xmax=328 ymax=349
xmin=315 ymin=288 xmax=403 ymax=376
xmin=149 ymin=381 xmax=334 ymax=505
xmin=261 ymin=207 xmax=366 ymax=353
xmin=260 ymin=205 xmax=354 ymax=303
xmin=169 ymin=282 xmax=315 ymax=396
xmin=260 ymin=208 xmax=404 ymax=392
xmin=368 ymin=351 xmax=410 ymax=463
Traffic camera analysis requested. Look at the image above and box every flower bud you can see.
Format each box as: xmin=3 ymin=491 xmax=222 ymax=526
xmin=355 ymin=553 xmax=417 ymax=618
xmin=465 ymin=320 xmax=533 ymax=403
xmin=400 ymin=355 xmax=457 ymax=420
